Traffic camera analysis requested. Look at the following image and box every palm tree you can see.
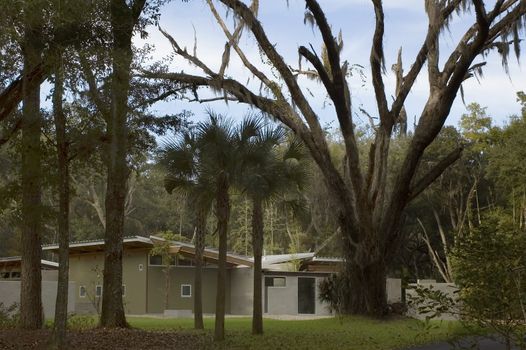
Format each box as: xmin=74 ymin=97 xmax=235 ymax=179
xmin=162 ymin=111 xmax=264 ymax=340
xmin=160 ymin=130 xmax=213 ymax=330
xmin=241 ymin=131 xmax=309 ymax=335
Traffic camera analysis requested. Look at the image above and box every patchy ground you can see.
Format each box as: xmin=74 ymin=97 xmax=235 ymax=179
xmin=0 ymin=328 xmax=213 ymax=350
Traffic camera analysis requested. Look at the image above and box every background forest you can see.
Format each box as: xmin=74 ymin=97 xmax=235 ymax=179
xmin=2 ymin=93 xmax=525 ymax=284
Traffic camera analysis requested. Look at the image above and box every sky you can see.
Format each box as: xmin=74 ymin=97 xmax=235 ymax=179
xmin=136 ymin=0 xmax=526 ymax=131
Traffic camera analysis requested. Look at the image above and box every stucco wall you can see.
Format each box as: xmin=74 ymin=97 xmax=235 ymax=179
xmin=147 ymin=265 xmax=231 ymax=314
xmin=386 ymin=278 xmax=402 ymax=303
xmin=0 ymin=280 xmax=76 ymax=319
xmin=69 ymin=249 xmax=148 ymax=315
xmin=265 ymin=275 xmax=332 ymax=316
xmin=230 ymin=267 xmax=253 ymax=315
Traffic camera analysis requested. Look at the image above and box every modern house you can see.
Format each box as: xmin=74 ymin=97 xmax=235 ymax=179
xmin=0 ymin=256 xmax=75 ymax=318
xmin=0 ymin=235 xmax=401 ymax=318
xmin=0 ymin=256 xmax=59 ymax=281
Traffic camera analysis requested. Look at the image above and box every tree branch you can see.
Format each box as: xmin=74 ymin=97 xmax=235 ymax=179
xmin=0 ymin=116 xmax=22 ymax=147
xmin=369 ymin=0 xmax=389 ymax=123
xmin=408 ymin=146 xmax=464 ymax=202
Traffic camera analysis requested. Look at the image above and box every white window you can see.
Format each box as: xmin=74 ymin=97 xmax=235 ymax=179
xmin=95 ymin=285 xmax=102 ymax=297
xmin=79 ymin=286 xmax=87 ymax=298
xmin=122 ymin=285 xmax=126 ymax=297
xmin=181 ymin=284 xmax=192 ymax=298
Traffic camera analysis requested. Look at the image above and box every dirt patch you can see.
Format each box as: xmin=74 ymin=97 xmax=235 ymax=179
xmin=0 ymin=328 xmax=213 ymax=350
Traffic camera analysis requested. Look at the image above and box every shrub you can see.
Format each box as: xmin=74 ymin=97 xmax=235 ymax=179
xmin=0 ymin=302 xmax=19 ymax=328
xmin=318 ymin=273 xmax=348 ymax=314
xmin=67 ymin=314 xmax=97 ymax=330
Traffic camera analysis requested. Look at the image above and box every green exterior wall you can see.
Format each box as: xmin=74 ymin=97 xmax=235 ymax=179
xmin=146 ymin=265 xmax=231 ymax=314
xmin=69 ymin=249 xmax=148 ymax=315
xmin=69 ymin=248 xmax=233 ymax=315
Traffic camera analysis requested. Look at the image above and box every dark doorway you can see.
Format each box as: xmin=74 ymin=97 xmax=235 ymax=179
xmin=298 ymin=277 xmax=315 ymax=314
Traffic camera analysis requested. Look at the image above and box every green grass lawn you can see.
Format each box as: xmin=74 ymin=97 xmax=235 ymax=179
xmin=124 ymin=316 xmax=471 ymax=350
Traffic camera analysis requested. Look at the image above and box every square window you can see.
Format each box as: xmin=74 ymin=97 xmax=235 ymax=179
xmin=95 ymin=285 xmax=102 ymax=297
xmin=181 ymin=284 xmax=192 ymax=298
xmin=10 ymin=271 xmax=20 ymax=279
xmin=0 ymin=272 xmax=9 ymax=279
xmin=79 ymin=286 xmax=87 ymax=298
xmin=265 ymin=277 xmax=286 ymax=287
xmin=149 ymin=255 xmax=163 ymax=266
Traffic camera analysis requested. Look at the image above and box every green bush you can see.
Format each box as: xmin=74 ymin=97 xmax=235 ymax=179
xmin=0 ymin=302 xmax=19 ymax=328
xmin=318 ymin=273 xmax=348 ymax=314
xmin=67 ymin=314 xmax=97 ymax=330
xmin=451 ymin=211 xmax=526 ymax=349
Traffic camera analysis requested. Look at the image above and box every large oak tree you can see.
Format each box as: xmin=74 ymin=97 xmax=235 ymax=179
xmin=143 ymin=0 xmax=526 ymax=316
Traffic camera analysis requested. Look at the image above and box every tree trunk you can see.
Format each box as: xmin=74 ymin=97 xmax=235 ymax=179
xmin=251 ymin=198 xmax=264 ymax=335
xmin=52 ymin=55 xmax=70 ymax=349
xmin=214 ymin=177 xmax=230 ymax=341
xmin=194 ymin=207 xmax=206 ymax=330
xmin=19 ymin=6 xmax=44 ymax=330
xmin=339 ymin=219 xmax=388 ymax=317
xmin=164 ymin=265 xmax=171 ymax=311
xmin=100 ymin=0 xmax=139 ymax=328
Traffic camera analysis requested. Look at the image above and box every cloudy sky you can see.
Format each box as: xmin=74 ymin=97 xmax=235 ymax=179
xmin=139 ymin=0 xmax=526 ymax=130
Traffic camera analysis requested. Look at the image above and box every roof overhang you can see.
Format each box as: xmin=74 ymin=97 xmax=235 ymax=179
xmin=42 ymin=236 xmax=153 ymax=255
xmin=0 ymin=257 xmax=59 ymax=270
xmin=150 ymin=235 xmax=253 ymax=267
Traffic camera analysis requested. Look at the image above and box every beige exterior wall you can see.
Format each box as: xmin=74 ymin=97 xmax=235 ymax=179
xmin=146 ymin=265 xmax=231 ymax=314
xmin=69 ymin=249 xmax=148 ymax=315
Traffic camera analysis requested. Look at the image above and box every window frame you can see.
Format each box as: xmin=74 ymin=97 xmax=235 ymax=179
xmin=95 ymin=285 xmax=103 ymax=297
xmin=122 ymin=284 xmax=126 ymax=297
xmin=79 ymin=285 xmax=87 ymax=298
xmin=265 ymin=276 xmax=287 ymax=288
xmin=148 ymin=254 xmax=164 ymax=266
xmin=180 ymin=284 xmax=192 ymax=298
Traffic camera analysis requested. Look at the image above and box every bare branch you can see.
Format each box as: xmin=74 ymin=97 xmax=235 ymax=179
xmin=0 ymin=64 xmax=48 ymax=123
xmin=159 ymin=27 xmax=216 ymax=77
xmin=219 ymin=0 xmax=326 ymax=140
xmin=78 ymin=52 xmax=111 ymax=119
xmin=370 ymin=0 xmax=390 ymax=123
xmin=408 ymin=146 xmax=464 ymax=202
xmin=391 ymin=0 xmax=462 ymax=118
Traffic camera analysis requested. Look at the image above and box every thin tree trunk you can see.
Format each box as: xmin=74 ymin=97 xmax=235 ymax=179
xmin=164 ymin=265 xmax=171 ymax=310
xmin=52 ymin=53 xmax=70 ymax=349
xmin=100 ymin=0 xmax=142 ymax=328
xmin=214 ymin=177 xmax=230 ymax=341
xmin=251 ymin=198 xmax=264 ymax=335
xmin=19 ymin=6 xmax=44 ymax=330
xmin=194 ymin=207 xmax=206 ymax=330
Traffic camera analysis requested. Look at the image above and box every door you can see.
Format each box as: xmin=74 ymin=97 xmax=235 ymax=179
xmin=298 ymin=277 xmax=316 ymax=314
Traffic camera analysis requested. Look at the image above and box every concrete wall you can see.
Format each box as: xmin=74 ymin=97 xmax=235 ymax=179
xmin=0 ymin=280 xmax=76 ymax=319
xmin=146 ymin=265 xmax=231 ymax=314
xmin=386 ymin=278 xmax=402 ymax=304
xmin=69 ymin=249 xmax=148 ymax=315
xmin=230 ymin=267 xmax=253 ymax=315
xmin=406 ymin=282 xmax=459 ymax=320
xmin=265 ymin=275 xmax=332 ymax=316
xmin=264 ymin=275 xmax=402 ymax=316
